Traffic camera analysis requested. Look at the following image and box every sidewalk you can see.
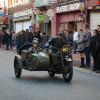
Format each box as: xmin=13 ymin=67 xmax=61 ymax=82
xmin=73 ymin=53 xmax=92 ymax=69
xmin=72 ymin=53 xmax=100 ymax=75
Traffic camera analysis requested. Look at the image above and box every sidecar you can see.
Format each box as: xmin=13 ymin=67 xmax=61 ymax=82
xmin=14 ymin=43 xmax=50 ymax=75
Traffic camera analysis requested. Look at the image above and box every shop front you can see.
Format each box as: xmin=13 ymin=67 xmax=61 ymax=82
xmin=90 ymin=10 xmax=100 ymax=31
xmin=55 ymin=2 xmax=84 ymax=34
xmin=13 ymin=9 xmax=32 ymax=33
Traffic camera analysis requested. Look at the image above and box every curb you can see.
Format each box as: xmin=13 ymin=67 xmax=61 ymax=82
xmin=74 ymin=67 xmax=100 ymax=77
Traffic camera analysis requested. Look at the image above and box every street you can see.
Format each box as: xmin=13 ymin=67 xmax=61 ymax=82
xmin=0 ymin=50 xmax=100 ymax=100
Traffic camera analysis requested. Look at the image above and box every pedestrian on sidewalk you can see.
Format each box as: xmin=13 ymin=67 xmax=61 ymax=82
xmin=4 ymin=30 xmax=10 ymax=50
xmin=0 ymin=29 xmax=3 ymax=48
xmin=77 ymin=29 xmax=85 ymax=68
xmin=95 ymin=25 xmax=100 ymax=73
xmin=9 ymin=30 xmax=13 ymax=50
xmin=97 ymin=25 xmax=100 ymax=33
xmin=84 ymin=28 xmax=91 ymax=67
xmin=90 ymin=30 xmax=98 ymax=71
xmin=73 ymin=29 xmax=78 ymax=54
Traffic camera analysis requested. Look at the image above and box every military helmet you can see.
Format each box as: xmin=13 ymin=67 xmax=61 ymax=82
xmin=32 ymin=38 xmax=39 ymax=44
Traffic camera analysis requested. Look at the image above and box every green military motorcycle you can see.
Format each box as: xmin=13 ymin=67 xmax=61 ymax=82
xmin=14 ymin=43 xmax=73 ymax=83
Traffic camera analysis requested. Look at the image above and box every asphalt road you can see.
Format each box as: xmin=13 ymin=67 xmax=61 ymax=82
xmin=0 ymin=50 xmax=100 ymax=100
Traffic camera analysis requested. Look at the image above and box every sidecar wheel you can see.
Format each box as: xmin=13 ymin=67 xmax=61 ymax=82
xmin=14 ymin=57 xmax=22 ymax=78
xmin=48 ymin=71 xmax=55 ymax=78
xmin=63 ymin=63 xmax=73 ymax=83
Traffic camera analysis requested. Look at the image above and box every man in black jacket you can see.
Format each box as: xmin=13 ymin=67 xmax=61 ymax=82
xmin=95 ymin=25 xmax=100 ymax=73
xmin=49 ymin=33 xmax=67 ymax=50
xmin=84 ymin=28 xmax=91 ymax=67
xmin=90 ymin=30 xmax=98 ymax=71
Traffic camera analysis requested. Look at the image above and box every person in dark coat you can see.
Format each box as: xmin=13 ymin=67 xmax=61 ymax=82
xmin=16 ymin=32 xmax=22 ymax=52
xmin=90 ymin=30 xmax=98 ymax=71
xmin=9 ymin=31 xmax=13 ymax=50
xmin=28 ymin=31 xmax=34 ymax=43
xmin=40 ymin=32 xmax=49 ymax=49
xmin=84 ymin=28 xmax=91 ymax=67
xmin=2 ymin=30 xmax=6 ymax=46
xmin=25 ymin=29 xmax=33 ymax=43
xmin=97 ymin=25 xmax=100 ymax=33
xmin=48 ymin=33 xmax=67 ymax=71
xmin=67 ymin=31 xmax=73 ymax=47
xmin=21 ymin=30 xmax=26 ymax=45
xmin=0 ymin=30 xmax=3 ymax=47
xmin=34 ymin=30 xmax=41 ymax=43
xmin=4 ymin=30 xmax=10 ymax=50
xmin=48 ymin=33 xmax=67 ymax=52
xmin=95 ymin=29 xmax=100 ymax=73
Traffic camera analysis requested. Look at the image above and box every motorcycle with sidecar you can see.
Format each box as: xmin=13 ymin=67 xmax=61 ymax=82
xmin=14 ymin=43 xmax=73 ymax=83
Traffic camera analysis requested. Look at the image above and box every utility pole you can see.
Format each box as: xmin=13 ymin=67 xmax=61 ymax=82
xmin=84 ymin=0 xmax=88 ymax=29
xmin=80 ymin=0 xmax=89 ymax=29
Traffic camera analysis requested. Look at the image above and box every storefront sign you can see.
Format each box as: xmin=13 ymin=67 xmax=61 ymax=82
xmin=9 ymin=0 xmax=31 ymax=8
xmin=96 ymin=1 xmax=100 ymax=5
xmin=14 ymin=9 xmax=32 ymax=17
xmin=37 ymin=14 xmax=45 ymax=22
xmin=56 ymin=2 xmax=81 ymax=13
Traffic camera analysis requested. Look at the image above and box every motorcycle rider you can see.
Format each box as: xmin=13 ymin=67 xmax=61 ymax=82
xmin=47 ymin=33 xmax=68 ymax=71
xmin=48 ymin=33 xmax=67 ymax=52
xmin=29 ymin=38 xmax=42 ymax=53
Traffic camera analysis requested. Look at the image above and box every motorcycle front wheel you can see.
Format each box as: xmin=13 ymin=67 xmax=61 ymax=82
xmin=62 ymin=62 xmax=73 ymax=83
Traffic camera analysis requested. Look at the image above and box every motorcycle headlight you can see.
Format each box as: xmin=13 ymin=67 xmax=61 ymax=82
xmin=62 ymin=47 xmax=69 ymax=53
xmin=62 ymin=45 xmax=72 ymax=53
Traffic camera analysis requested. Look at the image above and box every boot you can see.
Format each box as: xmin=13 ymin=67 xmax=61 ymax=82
xmin=80 ymin=57 xmax=84 ymax=68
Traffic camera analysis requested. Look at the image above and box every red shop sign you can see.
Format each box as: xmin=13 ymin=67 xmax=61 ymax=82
xmin=96 ymin=1 xmax=100 ymax=5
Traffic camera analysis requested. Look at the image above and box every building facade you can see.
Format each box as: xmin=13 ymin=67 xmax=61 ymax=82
xmin=34 ymin=0 xmax=52 ymax=36
xmin=0 ymin=0 xmax=8 ymax=30
xmin=8 ymin=0 xmax=34 ymax=33
xmin=51 ymin=0 xmax=100 ymax=36
xmin=53 ymin=0 xmax=87 ymax=35
xmin=88 ymin=0 xmax=100 ymax=31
